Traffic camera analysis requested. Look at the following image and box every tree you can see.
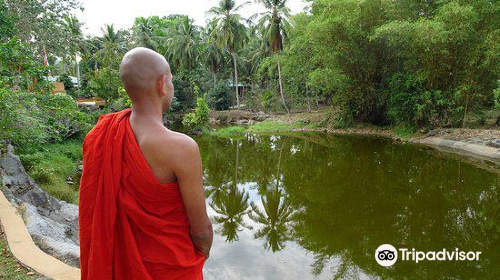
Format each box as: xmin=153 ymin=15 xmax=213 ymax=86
xmin=210 ymin=183 xmax=251 ymax=242
xmin=131 ymin=17 xmax=158 ymax=50
xmin=201 ymin=20 xmax=225 ymax=86
xmin=96 ymin=24 xmax=128 ymax=68
xmin=256 ymin=0 xmax=291 ymax=113
xmin=166 ymin=16 xmax=200 ymax=70
xmin=4 ymin=0 xmax=83 ymax=58
xmin=249 ymin=181 xmax=294 ymax=252
xmin=207 ymin=0 xmax=249 ymax=108
xmin=63 ymin=15 xmax=83 ymax=90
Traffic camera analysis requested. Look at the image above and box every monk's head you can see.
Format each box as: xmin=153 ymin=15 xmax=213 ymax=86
xmin=119 ymin=47 xmax=174 ymax=112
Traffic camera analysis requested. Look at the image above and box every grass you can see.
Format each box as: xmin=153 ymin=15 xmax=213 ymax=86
xmin=247 ymin=121 xmax=308 ymax=133
xmin=18 ymin=140 xmax=82 ymax=204
xmin=0 ymin=227 xmax=38 ymax=280
xmin=209 ymin=120 xmax=313 ymax=138
xmin=208 ymin=126 xmax=246 ymax=138
xmin=392 ymin=125 xmax=418 ymax=139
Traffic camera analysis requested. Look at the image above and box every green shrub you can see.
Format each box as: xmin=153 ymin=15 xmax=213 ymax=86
xmin=387 ymin=74 xmax=456 ymax=128
xmin=19 ymin=146 xmax=80 ymax=204
xmin=0 ymin=89 xmax=94 ymax=152
xmin=262 ymin=90 xmax=275 ymax=113
xmin=207 ymin=81 xmax=232 ymax=110
xmin=88 ymin=67 xmax=122 ymax=102
xmin=182 ymin=93 xmax=210 ymax=128
xmin=58 ymin=74 xmax=74 ymax=93
xmin=211 ymin=126 xmax=246 ymax=138
xmin=494 ymin=81 xmax=500 ymax=110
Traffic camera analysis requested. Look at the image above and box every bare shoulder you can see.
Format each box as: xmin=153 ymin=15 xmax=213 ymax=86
xmin=142 ymin=128 xmax=200 ymax=164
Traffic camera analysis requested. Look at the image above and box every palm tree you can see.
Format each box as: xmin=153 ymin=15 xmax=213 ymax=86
xmin=256 ymin=0 xmax=291 ymax=113
xmin=249 ymin=183 xmax=294 ymax=252
xmin=165 ymin=17 xmax=200 ymax=70
xmin=201 ymin=20 xmax=225 ymax=86
xmin=207 ymin=0 xmax=250 ymax=108
xmin=63 ymin=15 xmax=83 ymax=89
xmin=249 ymin=140 xmax=293 ymax=251
xmin=209 ymin=183 xmax=252 ymax=242
xmin=132 ymin=17 xmax=158 ymax=50
xmin=96 ymin=24 xmax=127 ymax=68
xmin=240 ymin=24 xmax=269 ymax=101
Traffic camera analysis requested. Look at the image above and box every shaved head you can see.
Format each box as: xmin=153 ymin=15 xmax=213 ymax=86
xmin=119 ymin=47 xmax=173 ymax=107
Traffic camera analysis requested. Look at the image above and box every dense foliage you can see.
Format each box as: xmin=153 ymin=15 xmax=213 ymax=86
xmin=0 ymin=0 xmax=499 ymax=203
xmin=0 ymin=89 xmax=94 ymax=152
xmin=3 ymin=0 xmax=497 ymax=129
xmin=279 ymin=0 xmax=499 ymax=127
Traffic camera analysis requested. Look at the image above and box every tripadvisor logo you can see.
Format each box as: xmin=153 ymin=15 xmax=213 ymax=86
xmin=375 ymin=244 xmax=481 ymax=267
xmin=375 ymin=244 xmax=398 ymax=266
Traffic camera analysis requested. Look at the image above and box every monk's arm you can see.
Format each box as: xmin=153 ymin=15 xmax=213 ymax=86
xmin=173 ymin=137 xmax=213 ymax=259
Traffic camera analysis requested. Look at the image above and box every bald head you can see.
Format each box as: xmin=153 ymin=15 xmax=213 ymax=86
xmin=119 ymin=47 xmax=171 ymax=100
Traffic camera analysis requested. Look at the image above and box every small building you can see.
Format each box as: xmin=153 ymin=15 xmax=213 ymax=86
xmin=227 ymin=79 xmax=247 ymax=92
xmin=75 ymin=97 xmax=106 ymax=107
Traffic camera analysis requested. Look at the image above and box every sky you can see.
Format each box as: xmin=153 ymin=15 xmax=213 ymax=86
xmin=75 ymin=0 xmax=309 ymax=36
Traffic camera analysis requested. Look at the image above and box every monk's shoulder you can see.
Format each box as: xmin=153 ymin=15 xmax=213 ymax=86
xmin=146 ymin=129 xmax=199 ymax=163
xmin=159 ymin=130 xmax=199 ymax=157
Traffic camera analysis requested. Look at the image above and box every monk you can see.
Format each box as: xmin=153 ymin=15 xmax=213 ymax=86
xmin=79 ymin=47 xmax=213 ymax=280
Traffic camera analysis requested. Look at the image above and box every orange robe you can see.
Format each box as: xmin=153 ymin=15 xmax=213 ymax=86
xmin=79 ymin=108 xmax=205 ymax=280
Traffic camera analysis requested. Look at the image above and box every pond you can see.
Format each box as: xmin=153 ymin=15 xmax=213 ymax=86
xmin=195 ymin=132 xmax=499 ymax=280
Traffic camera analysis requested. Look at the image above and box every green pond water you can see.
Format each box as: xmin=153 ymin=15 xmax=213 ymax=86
xmin=195 ymin=132 xmax=499 ymax=280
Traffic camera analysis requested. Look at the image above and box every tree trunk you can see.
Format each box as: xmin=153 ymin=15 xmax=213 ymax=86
xmin=75 ymin=55 xmax=81 ymax=96
xmin=315 ymin=91 xmax=320 ymax=109
xmin=277 ymin=60 xmax=289 ymax=114
xmin=462 ymin=91 xmax=470 ymax=128
xmin=213 ymin=72 xmax=217 ymax=87
xmin=232 ymin=52 xmax=240 ymax=108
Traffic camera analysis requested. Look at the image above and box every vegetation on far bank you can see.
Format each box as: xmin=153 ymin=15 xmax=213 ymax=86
xmin=208 ymin=106 xmax=500 ymax=140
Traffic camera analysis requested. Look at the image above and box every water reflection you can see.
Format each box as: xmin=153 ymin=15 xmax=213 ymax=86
xmin=198 ymin=132 xmax=499 ymax=280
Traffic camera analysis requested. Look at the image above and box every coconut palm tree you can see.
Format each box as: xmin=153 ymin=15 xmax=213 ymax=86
xmin=96 ymin=24 xmax=128 ymax=68
xmin=165 ymin=17 xmax=200 ymax=70
xmin=201 ymin=20 xmax=225 ymax=86
xmin=256 ymin=0 xmax=291 ymax=113
xmin=209 ymin=183 xmax=252 ymax=242
xmin=249 ymin=182 xmax=293 ymax=251
xmin=207 ymin=0 xmax=250 ymax=108
xmin=63 ymin=15 xmax=83 ymax=88
xmin=249 ymin=140 xmax=293 ymax=251
xmin=132 ymin=17 xmax=158 ymax=50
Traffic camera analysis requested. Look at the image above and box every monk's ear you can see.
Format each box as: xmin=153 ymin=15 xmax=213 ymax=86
xmin=157 ymin=75 xmax=167 ymax=97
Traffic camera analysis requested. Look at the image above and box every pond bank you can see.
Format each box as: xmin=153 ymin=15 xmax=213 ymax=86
xmin=209 ymin=109 xmax=500 ymax=167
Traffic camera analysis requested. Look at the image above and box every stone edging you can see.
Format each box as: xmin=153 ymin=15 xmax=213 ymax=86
xmin=0 ymin=189 xmax=80 ymax=280
xmin=410 ymin=137 xmax=500 ymax=164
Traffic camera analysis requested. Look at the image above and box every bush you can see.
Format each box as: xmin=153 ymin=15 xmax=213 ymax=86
xmin=182 ymin=93 xmax=210 ymax=128
xmin=387 ymin=74 xmax=456 ymax=128
xmin=58 ymin=74 xmax=74 ymax=93
xmin=88 ymin=67 xmax=122 ymax=102
xmin=494 ymin=81 xmax=500 ymax=110
xmin=0 ymin=89 xmax=94 ymax=152
xmin=207 ymin=81 xmax=232 ymax=110
xmin=19 ymin=142 xmax=82 ymax=204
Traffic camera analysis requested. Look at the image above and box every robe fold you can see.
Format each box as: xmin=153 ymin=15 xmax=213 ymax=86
xmin=79 ymin=108 xmax=205 ymax=280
